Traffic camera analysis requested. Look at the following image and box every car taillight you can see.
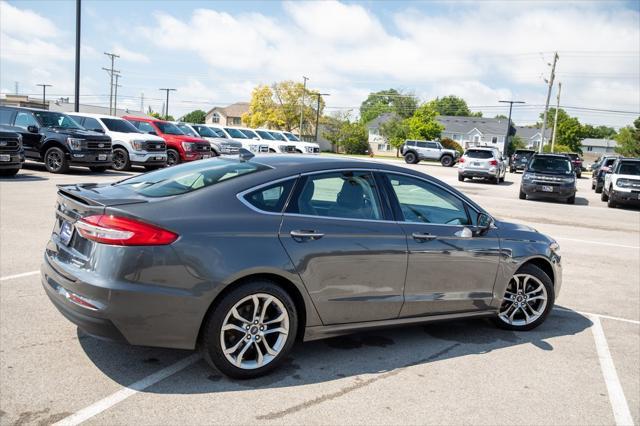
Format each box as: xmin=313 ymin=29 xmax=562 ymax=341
xmin=489 ymin=159 xmax=498 ymax=166
xmin=75 ymin=215 xmax=178 ymax=246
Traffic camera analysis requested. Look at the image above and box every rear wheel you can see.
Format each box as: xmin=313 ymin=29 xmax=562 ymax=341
xmin=440 ymin=155 xmax=453 ymax=167
xmin=519 ymin=190 xmax=526 ymax=200
xmin=494 ymin=263 xmax=554 ymax=331
xmin=0 ymin=168 xmax=19 ymax=177
xmin=200 ymin=280 xmax=298 ymax=379
xmin=601 ymin=189 xmax=609 ymax=202
xmin=112 ymin=148 xmax=131 ymax=171
xmin=404 ymin=152 xmax=418 ymax=164
xmin=44 ymin=147 xmax=70 ymax=174
xmin=167 ymin=149 xmax=180 ymax=166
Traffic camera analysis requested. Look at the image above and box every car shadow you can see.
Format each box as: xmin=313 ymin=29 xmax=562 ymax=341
xmin=77 ymin=307 xmax=591 ymax=393
xmin=23 ymin=162 xmax=134 ymax=177
xmin=463 ymin=178 xmax=514 ymax=187
xmin=0 ymin=171 xmax=48 ymax=181
xmin=526 ymin=196 xmax=589 ymax=206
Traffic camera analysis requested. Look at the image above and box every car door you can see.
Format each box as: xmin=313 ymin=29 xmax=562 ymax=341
xmin=425 ymin=141 xmax=440 ymax=160
xmin=279 ymin=170 xmax=408 ymax=325
xmin=12 ymin=110 xmax=42 ymax=159
xmin=382 ymin=172 xmax=501 ymax=316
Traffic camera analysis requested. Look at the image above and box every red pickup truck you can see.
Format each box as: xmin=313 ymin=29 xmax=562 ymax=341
xmin=123 ymin=116 xmax=211 ymax=166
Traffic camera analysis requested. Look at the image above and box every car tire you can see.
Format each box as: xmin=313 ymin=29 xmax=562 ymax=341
xmin=491 ymin=176 xmax=499 ymax=185
xmin=494 ymin=263 xmax=554 ymax=331
xmin=89 ymin=166 xmax=109 ymax=173
xmin=404 ymin=152 xmax=418 ymax=164
xmin=509 ymin=168 xmax=515 ymax=173
xmin=440 ymin=155 xmax=454 ymax=167
xmin=458 ymin=175 xmax=464 ymax=182
xmin=601 ymin=189 xmax=609 ymax=202
xmin=44 ymin=147 xmax=70 ymax=174
xmin=566 ymin=195 xmax=575 ymax=204
xmin=519 ymin=190 xmax=526 ymax=200
xmin=577 ymin=172 xmax=581 ymax=179
xmin=167 ymin=149 xmax=180 ymax=166
xmin=591 ymin=182 xmax=595 ymax=190
xmin=595 ymin=185 xmax=603 ymax=194
xmin=200 ymin=279 xmax=298 ymax=379
xmin=607 ymin=193 xmax=617 ymax=208
xmin=112 ymin=148 xmax=131 ymax=171
xmin=0 ymin=168 xmax=19 ymax=177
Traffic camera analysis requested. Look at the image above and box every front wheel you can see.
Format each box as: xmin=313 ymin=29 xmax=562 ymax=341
xmin=519 ymin=190 xmax=526 ymax=200
xmin=440 ymin=155 xmax=454 ymax=167
xmin=166 ymin=149 xmax=180 ymax=166
xmin=494 ymin=263 xmax=554 ymax=331
xmin=601 ymin=189 xmax=609 ymax=202
xmin=112 ymin=148 xmax=131 ymax=171
xmin=458 ymin=175 xmax=464 ymax=182
xmin=200 ymin=280 xmax=298 ymax=379
xmin=566 ymin=195 xmax=575 ymax=204
xmin=44 ymin=147 xmax=70 ymax=174
xmin=607 ymin=192 xmax=617 ymax=208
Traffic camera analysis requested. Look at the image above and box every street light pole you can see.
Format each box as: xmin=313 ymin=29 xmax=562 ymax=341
xmin=313 ymin=93 xmax=330 ymax=142
xmin=36 ymin=84 xmax=52 ymax=109
xmin=499 ymin=100 xmax=525 ymax=154
xmin=74 ymin=0 xmax=81 ymax=112
xmin=299 ymin=76 xmax=308 ymax=139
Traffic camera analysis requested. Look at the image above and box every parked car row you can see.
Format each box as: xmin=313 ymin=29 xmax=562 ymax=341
xmin=0 ymin=105 xmax=321 ymax=176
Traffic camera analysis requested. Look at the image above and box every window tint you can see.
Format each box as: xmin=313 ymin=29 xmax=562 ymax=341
xmin=176 ymin=124 xmax=198 ymax=137
xmin=135 ymin=121 xmax=156 ymax=134
xmin=0 ymin=108 xmax=15 ymax=125
xmin=288 ymin=171 xmax=382 ymax=220
xmin=244 ymin=179 xmax=296 ymax=213
xmin=83 ymin=117 xmax=102 ymax=131
xmin=14 ymin=112 xmax=38 ymax=129
xmin=416 ymin=142 xmax=427 ymax=148
xmin=386 ymin=174 xmax=469 ymax=225
xmin=528 ymin=157 xmax=572 ymax=174
xmin=103 ymin=118 xmax=140 ymax=133
xmin=618 ymin=161 xmax=640 ymax=175
xmin=466 ymin=150 xmax=494 ymax=159
xmin=155 ymin=121 xmax=184 ymax=135
xmin=269 ymin=132 xmax=287 ymax=141
xmin=426 ymin=142 xmax=438 ymax=149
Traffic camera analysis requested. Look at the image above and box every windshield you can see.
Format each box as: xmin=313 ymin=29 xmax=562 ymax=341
xmin=618 ymin=161 xmax=640 ymax=175
xmin=155 ymin=121 xmax=185 ymax=135
xmin=193 ymin=125 xmax=217 ymax=138
xmin=268 ymin=131 xmax=286 ymax=141
xmin=209 ymin=128 xmax=227 ymax=138
xmin=33 ymin=111 xmax=82 ymax=130
xmin=528 ymin=157 xmax=573 ymax=175
xmin=283 ymin=132 xmax=300 ymax=142
xmin=225 ymin=128 xmax=249 ymax=139
xmin=102 ymin=118 xmax=141 ymax=133
xmin=176 ymin=124 xmax=198 ymax=137
xmin=256 ymin=130 xmax=276 ymax=140
xmin=240 ymin=129 xmax=260 ymax=139
xmin=514 ymin=151 xmax=534 ymax=158
xmin=116 ymin=158 xmax=269 ymax=197
xmin=465 ymin=150 xmax=493 ymax=159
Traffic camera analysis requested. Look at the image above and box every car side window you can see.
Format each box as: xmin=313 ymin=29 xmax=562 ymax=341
xmin=416 ymin=142 xmax=427 ymax=148
xmin=288 ymin=171 xmax=383 ymax=220
xmin=14 ymin=111 xmax=38 ymax=129
xmin=244 ymin=179 xmax=296 ymax=213
xmin=136 ymin=121 xmax=156 ymax=134
xmin=386 ymin=174 xmax=470 ymax=225
xmin=83 ymin=117 xmax=102 ymax=131
xmin=426 ymin=142 xmax=438 ymax=149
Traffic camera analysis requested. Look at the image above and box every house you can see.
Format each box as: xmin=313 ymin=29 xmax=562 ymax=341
xmin=437 ymin=116 xmax=513 ymax=154
xmin=515 ymin=126 xmax=552 ymax=150
xmin=367 ymin=112 xmax=399 ymax=154
xmin=580 ymin=138 xmax=617 ymax=154
xmin=0 ymin=94 xmax=49 ymax=109
xmin=205 ymin=102 xmax=250 ymax=126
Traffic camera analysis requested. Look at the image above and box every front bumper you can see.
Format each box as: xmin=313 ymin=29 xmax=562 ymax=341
xmin=68 ymin=150 xmax=113 ymax=167
xmin=611 ymin=189 xmax=640 ymax=206
xmin=130 ymin=151 xmax=167 ymax=166
xmin=521 ymin=182 xmax=576 ymax=199
xmin=0 ymin=151 xmax=24 ymax=169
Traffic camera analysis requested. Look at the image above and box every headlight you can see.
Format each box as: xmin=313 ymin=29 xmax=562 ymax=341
xmin=550 ymin=241 xmax=560 ymax=253
xmin=131 ymin=140 xmax=145 ymax=151
xmin=562 ymin=177 xmax=575 ymax=184
xmin=181 ymin=142 xmax=195 ymax=152
xmin=615 ymin=178 xmax=633 ymax=188
xmin=279 ymin=145 xmax=288 ymax=152
xmin=249 ymin=144 xmax=260 ymax=152
xmin=67 ymin=138 xmax=83 ymax=151
xmin=523 ymin=173 xmax=534 ymax=181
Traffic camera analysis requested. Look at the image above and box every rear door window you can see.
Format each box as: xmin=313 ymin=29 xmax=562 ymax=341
xmin=244 ymin=179 xmax=296 ymax=213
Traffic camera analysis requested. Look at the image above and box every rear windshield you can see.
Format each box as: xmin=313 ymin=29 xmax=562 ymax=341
xmin=528 ymin=157 xmax=572 ymax=175
xmin=514 ymin=150 xmax=535 ymax=157
xmin=618 ymin=161 xmax=640 ymax=175
xmin=102 ymin=118 xmax=141 ymax=133
xmin=116 ymin=158 xmax=269 ymax=197
xmin=465 ymin=150 xmax=493 ymax=159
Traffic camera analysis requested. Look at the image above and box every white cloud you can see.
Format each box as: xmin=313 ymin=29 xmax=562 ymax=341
xmin=111 ymin=45 xmax=150 ymax=63
xmin=0 ymin=0 xmax=60 ymax=39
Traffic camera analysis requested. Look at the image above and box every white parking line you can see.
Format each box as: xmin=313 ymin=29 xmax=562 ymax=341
xmin=53 ymin=353 xmax=201 ymax=426
xmin=0 ymin=270 xmax=39 ymax=281
xmin=554 ymin=307 xmax=640 ymax=325
xmin=590 ymin=315 xmax=635 ymax=426
xmin=556 ymin=237 xmax=640 ymax=250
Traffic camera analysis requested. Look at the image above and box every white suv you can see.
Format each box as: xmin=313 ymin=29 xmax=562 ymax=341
xmin=208 ymin=125 xmax=269 ymax=154
xmin=268 ymin=130 xmax=320 ymax=154
xmin=601 ymin=158 xmax=640 ymax=208
xmin=68 ymin=113 xmax=166 ymax=171
xmin=236 ymin=127 xmax=296 ymax=153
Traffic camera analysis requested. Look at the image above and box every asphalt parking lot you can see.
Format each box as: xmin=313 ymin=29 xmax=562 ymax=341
xmin=1 ymin=159 xmax=638 ymax=426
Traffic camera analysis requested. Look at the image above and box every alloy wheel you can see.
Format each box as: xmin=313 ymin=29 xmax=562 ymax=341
xmin=113 ymin=149 xmax=127 ymax=170
xmin=220 ymin=293 xmax=289 ymax=370
xmin=167 ymin=150 xmax=179 ymax=166
xmin=47 ymin=151 xmax=62 ymax=171
xmin=498 ymin=273 xmax=548 ymax=326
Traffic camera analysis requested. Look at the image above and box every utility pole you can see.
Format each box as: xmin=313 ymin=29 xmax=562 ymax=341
xmin=299 ymin=76 xmax=308 ymax=139
xmin=103 ymin=52 xmax=120 ymax=115
xmin=159 ymin=88 xmax=176 ymax=119
xmin=551 ymin=82 xmax=562 ymax=153
xmin=313 ymin=93 xmax=330 ymax=142
xmin=113 ymin=73 xmax=121 ymax=115
xmin=14 ymin=81 xmax=18 ymax=94
xmin=140 ymin=93 xmax=144 ymax=112
xmin=539 ymin=52 xmax=559 ymax=153
xmin=499 ymin=100 xmax=525 ymax=155
xmin=74 ymin=0 xmax=81 ymax=112
xmin=36 ymin=84 xmax=52 ymax=108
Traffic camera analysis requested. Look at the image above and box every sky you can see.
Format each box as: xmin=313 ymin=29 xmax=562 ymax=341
xmin=1 ymin=0 xmax=639 ymax=128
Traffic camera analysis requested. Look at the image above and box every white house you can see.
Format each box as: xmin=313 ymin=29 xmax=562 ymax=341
xmin=205 ymin=102 xmax=250 ymax=126
xmin=437 ymin=116 xmax=513 ymax=154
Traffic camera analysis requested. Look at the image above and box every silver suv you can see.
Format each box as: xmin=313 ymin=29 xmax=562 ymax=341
xmin=401 ymin=140 xmax=459 ymax=167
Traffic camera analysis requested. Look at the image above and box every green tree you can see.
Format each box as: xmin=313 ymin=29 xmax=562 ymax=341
xmin=428 ymin=95 xmax=482 ymax=117
xmin=440 ymin=137 xmax=463 ymax=155
xmin=149 ymin=110 xmax=174 ymax=121
xmin=243 ymin=81 xmax=325 ymax=134
xmin=542 ymin=108 xmax=583 ymax=153
xmin=406 ymin=103 xmax=445 ymax=140
xmin=582 ymin=124 xmax=617 ymax=139
xmin=507 ymin=134 xmax=526 ymax=155
xmin=180 ymin=109 xmax=207 ymax=124
xmin=359 ymin=89 xmax=417 ymax=124
xmin=614 ymin=117 xmax=640 ymax=157
xmin=543 ymin=143 xmax=572 ymax=153
xmin=379 ymin=116 xmax=410 ymax=157
xmin=321 ymin=112 xmax=369 ymax=155
xmin=494 ymin=114 xmax=508 ymax=120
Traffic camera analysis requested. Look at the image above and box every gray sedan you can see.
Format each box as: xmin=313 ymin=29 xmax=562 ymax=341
xmin=42 ymin=154 xmax=562 ymax=379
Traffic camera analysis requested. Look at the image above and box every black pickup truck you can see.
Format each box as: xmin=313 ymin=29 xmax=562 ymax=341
xmin=0 ymin=106 xmax=112 ymax=173
xmin=0 ymin=125 xmax=25 ymax=176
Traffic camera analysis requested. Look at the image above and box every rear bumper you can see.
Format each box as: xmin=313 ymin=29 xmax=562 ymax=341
xmin=521 ymin=183 xmax=576 ymax=199
xmin=459 ymin=168 xmax=497 ymax=178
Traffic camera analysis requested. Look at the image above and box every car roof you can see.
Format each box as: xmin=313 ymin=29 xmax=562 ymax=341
xmin=0 ymin=105 xmax=49 ymax=112
xmin=465 ymin=147 xmax=495 ymax=151
xmin=68 ymin=112 xmax=122 ymax=120
xmin=532 ymin=153 xmax=571 ymax=159
xmin=123 ymin=116 xmax=167 ymax=123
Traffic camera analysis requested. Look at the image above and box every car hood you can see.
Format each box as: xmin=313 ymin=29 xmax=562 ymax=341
xmin=494 ymin=219 xmax=554 ymax=244
xmin=108 ymin=131 xmax=165 ymax=142
xmin=46 ymin=127 xmax=111 ymax=140
xmin=164 ymin=134 xmax=209 ymax=144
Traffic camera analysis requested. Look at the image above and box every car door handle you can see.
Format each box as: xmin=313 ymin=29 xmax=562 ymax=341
xmin=411 ymin=232 xmax=436 ymax=241
xmin=290 ymin=230 xmax=324 ymax=241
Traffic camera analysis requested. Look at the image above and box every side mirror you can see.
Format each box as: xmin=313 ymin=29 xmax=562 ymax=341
xmin=27 ymin=125 xmax=39 ymax=133
xmin=93 ymin=128 xmax=105 ymax=134
xmin=476 ymin=212 xmax=493 ymax=233
xmin=147 ymin=131 xmax=157 ymax=136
